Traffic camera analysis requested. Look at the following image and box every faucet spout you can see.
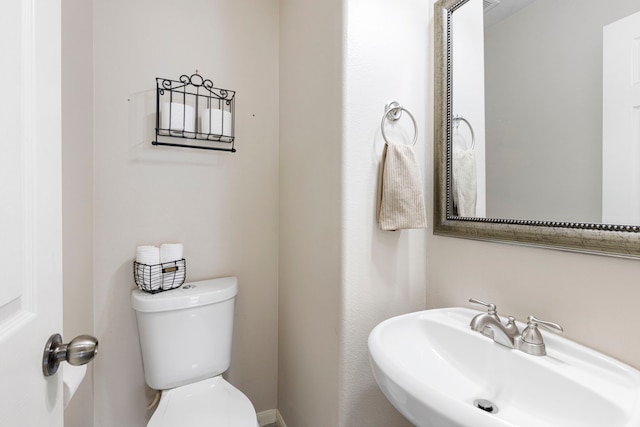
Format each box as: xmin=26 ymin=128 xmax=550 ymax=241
xmin=470 ymin=313 xmax=519 ymax=349
xmin=468 ymin=299 xmax=520 ymax=350
xmin=483 ymin=320 xmax=516 ymax=348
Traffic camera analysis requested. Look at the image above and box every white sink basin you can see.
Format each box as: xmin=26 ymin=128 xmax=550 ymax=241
xmin=368 ymin=308 xmax=640 ymax=427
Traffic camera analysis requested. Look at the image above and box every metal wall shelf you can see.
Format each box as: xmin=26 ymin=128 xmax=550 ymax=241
xmin=152 ymin=73 xmax=236 ymax=152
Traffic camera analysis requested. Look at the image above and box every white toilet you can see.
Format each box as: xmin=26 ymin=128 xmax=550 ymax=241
xmin=131 ymin=276 xmax=259 ymax=427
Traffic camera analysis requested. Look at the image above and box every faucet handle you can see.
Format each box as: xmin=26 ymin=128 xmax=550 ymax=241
xmin=519 ymin=315 xmax=564 ymax=356
xmin=469 ymin=298 xmax=497 ymax=315
xmin=526 ymin=315 xmax=563 ymax=335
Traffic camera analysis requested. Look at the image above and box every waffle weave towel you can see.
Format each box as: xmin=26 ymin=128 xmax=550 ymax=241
xmin=377 ymin=143 xmax=428 ymax=231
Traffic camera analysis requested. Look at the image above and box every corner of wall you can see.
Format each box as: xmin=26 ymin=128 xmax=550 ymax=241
xmin=61 ymin=0 xmax=94 ymax=425
xmin=278 ymin=0 xmax=344 ymax=425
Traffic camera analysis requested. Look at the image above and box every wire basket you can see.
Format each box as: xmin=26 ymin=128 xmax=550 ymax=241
xmin=133 ymin=259 xmax=186 ymax=294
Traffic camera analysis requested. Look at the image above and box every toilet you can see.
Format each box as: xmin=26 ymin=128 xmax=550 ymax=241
xmin=131 ymin=276 xmax=259 ymax=427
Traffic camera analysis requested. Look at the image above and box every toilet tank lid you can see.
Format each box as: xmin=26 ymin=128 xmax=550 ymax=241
xmin=131 ymin=276 xmax=238 ymax=313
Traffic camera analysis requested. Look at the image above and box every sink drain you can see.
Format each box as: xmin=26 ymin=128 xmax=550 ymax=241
xmin=474 ymin=399 xmax=498 ymax=414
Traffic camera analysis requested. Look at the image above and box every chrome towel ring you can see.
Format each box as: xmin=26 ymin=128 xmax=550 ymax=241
xmin=452 ymin=114 xmax=475 ymax=150
xmin=381 ymin=101 xmax=418 ymax=146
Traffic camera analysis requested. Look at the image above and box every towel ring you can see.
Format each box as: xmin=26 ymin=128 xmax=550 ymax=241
xmin=452 ymin=114 xmax=475 ymax=150
xmin=381 ymin=102 xmax=418 ymax=146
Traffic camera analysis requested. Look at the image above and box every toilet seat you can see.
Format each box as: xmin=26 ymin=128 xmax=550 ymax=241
xmin=147 ymin=376 xmax=258 ymax=427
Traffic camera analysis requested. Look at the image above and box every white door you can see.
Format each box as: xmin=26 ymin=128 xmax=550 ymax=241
xmin=602 ymin=10 xmax=640 ymax=224
xmin=0 ymin=0 xmax=63 ymax=426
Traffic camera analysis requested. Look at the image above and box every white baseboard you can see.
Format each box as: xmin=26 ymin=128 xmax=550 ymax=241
xmin=257 ymin=409 xmax=287 ymax=427
xmin=257 ymin=409 xmax=277 ymax=426
xmin=276 ymin=409 xmax=287 ymax=427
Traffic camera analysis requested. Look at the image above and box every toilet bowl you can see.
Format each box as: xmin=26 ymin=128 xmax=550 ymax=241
xmin=131 ymin=276 xmax=259 ymax=427
xmin=148 ymin=376 xmax=258 ymax=427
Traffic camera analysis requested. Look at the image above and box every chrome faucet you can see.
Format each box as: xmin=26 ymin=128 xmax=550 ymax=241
xmin=469 ymin=298 xmax=520 ymax=348
xmin=468 ymin=298 xmax=563 ymax=356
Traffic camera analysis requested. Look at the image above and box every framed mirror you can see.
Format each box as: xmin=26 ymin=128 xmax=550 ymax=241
xmin=434 ymin=0 xmax=640 ymax=257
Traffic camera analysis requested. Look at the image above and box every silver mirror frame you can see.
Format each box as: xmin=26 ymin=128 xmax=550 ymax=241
xmin=433 ymin=0 xmax=640 ymax=258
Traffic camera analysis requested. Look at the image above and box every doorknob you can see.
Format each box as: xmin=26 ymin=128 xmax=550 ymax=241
xmin=42 ymin=333 xmax=99 ymax=377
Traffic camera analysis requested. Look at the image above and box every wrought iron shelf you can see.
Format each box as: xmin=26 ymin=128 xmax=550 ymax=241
xmin=152 ymin=73 xmax=236 ymax=152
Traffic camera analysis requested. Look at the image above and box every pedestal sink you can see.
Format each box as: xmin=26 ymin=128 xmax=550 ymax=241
xmin=368 ymin=308 xmax=640 ymax=427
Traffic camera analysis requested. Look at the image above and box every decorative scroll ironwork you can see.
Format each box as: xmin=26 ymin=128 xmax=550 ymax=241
xmin=153 ymin=73 xmax=236 ymax=152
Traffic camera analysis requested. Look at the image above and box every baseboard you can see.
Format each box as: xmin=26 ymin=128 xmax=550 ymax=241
xmin=257 ymin=409 xmax=277 ymax=426
xmin=276 ymin=409 xmax=288 ymax=427
xmin=257 ymin=409 xmax=287 ymax=427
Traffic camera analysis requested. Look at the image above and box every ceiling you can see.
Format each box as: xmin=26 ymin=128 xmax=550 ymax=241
xmin=483 ymin=0 xmax=538 ymax=27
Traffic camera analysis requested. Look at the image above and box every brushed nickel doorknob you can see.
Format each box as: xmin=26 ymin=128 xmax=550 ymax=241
xmin=42 ymin=333 xmax=99 ymax=377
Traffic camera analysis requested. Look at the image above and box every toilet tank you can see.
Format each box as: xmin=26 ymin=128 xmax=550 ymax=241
xmin=131 ymin=276 xmax=238 ymax=390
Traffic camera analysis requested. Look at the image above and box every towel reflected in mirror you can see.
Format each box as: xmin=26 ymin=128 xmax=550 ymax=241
xmin=452 ymin=132 xmax=477 ymax=217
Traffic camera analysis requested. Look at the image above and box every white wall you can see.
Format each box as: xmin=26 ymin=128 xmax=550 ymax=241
xmin=92 ymin=0 xmax=279 ymax=425
xmin=278 ymin=0 xmax=429 ymax=425
xmin=341 ymin=0 xmax=428 ymax=425
xmin=451 ymin=0 xmax=486 ymax=216
xmin=602 ymin=10 xmax=640 ymax=224
xmin=62 ymin=0 xmax=94 ymax=425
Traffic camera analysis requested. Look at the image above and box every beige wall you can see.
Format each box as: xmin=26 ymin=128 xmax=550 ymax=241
xmin=277 ymin=0 xmax=343 ymax=425
xmin=427 ymin=1 xmax=640 ymax=372
xmin=426 ymin=236 xmax=640 ymax=369
xmin=92 ymin=0 xmax=279 ymax=425
xmin=62 ymin=0 xmax=94 ymax=425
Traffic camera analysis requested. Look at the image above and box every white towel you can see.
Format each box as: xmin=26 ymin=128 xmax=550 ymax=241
xmin=378 ymin=143 xmax=428 ymax=231
xmin=452 ymin=148 xmax=477 ymax=217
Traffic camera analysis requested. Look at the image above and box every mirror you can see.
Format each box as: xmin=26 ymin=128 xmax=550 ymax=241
xmin=434 ymin=0 xmax=640 ymax=257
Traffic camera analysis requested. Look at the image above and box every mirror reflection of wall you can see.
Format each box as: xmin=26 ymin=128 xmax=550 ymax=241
xmin=602 ymin=10 xmax=640 ymax=225
xmin=451 ymin=0 xmax=486 ymax=217
xmin=477 ymin=0 xmax=640 ymax=223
